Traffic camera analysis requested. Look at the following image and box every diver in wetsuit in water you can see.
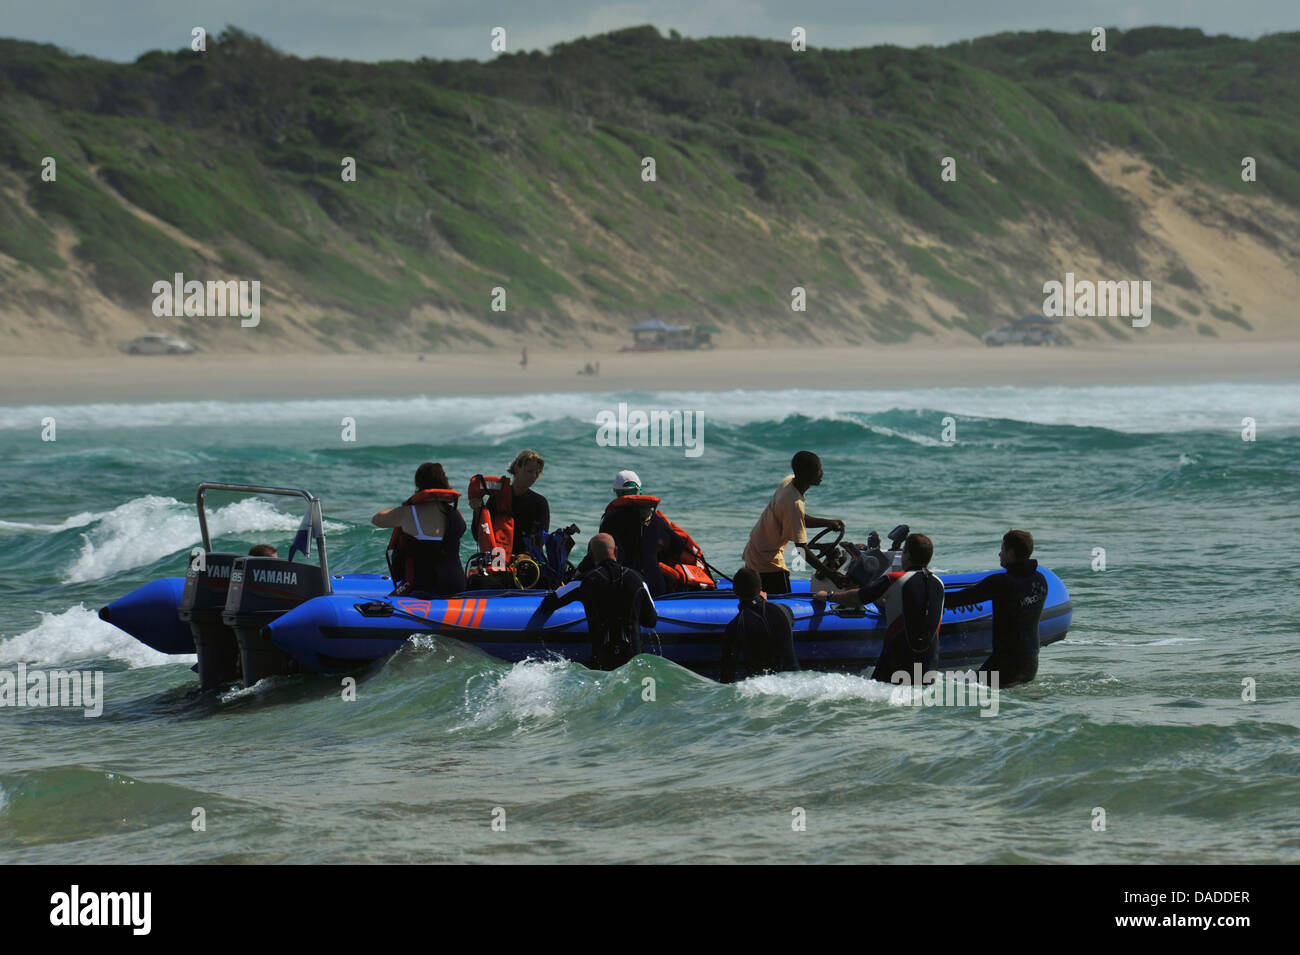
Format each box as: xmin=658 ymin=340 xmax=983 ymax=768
xmin=542 ymin=533 xmax=658 ymax=670
xmin=944 ymin=529 xmax=1048 ymax=686
xmin=719 ymin=567 xmax=799 ymax=683
xmin=817 ymin=533 xmax=945 ymax=683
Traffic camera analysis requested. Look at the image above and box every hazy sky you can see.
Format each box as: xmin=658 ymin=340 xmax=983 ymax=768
xmin=4 ymin=0 xmax=1295 ymax=62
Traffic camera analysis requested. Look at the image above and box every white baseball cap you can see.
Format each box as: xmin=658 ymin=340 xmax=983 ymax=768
xmin=613 ymin=469 xmax=641 ymax=494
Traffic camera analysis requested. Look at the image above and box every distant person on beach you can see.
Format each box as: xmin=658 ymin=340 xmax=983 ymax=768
xmin=944 ymin=529 xmax=1048 ymax=686
xmin=742 ymin=451 xmax=844 ymax=594
xmin=542 ymin=533 xmax=658 ymax=670
xmin=372 ymin=462 xmax=467 ymax=597
xmin=595 ymin=469 xmax=675 ymax=596
xmin=719 ymin=567 xmax=799 ymax=683
xmin=816 ymin=533 xmax=945 ymax=683
xmin=520 ymin=348 xmax=528 ymax=369
xmin=248 ymin=544 xmax=278 ymax=558
xmin=508 ymin=449 xmax=549 ymax=555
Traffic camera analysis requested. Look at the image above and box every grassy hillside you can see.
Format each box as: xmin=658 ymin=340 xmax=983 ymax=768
xmin=0 ymin=25 xmax=1298 ymax=353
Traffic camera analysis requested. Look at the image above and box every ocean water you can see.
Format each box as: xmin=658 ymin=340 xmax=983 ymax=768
xmin=1 ymin=383 xmax=1298 ymax=863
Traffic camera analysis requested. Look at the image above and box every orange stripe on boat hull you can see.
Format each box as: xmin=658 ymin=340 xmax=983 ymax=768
xmin=441 ymin=599 xmax=462 ymax=625
xmin=457 ymin=599 xmax=476 ymax=626
xmin=438 ymin=598 xmax=485 ymax=629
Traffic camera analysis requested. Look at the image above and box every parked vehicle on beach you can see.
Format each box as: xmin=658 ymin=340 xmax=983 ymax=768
xmin=982 ymin=316 xmax=1070 ymax=347
xmin=622 ymin=319 xmax=722 ymax=351
xmin=120 ymin=333 xmax=197 ymax=355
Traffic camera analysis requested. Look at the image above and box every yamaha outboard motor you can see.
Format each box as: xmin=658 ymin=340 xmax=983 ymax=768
xmin=177 ymin=551 xmax=241 ymax=691
xmin=185 ymin=482 xmax=334 ymax=689
xmin=223 ymin=557 xmax=327 ymax=686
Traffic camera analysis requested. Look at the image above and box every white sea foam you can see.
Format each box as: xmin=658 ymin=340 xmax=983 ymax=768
xmin=737 ymin=669 xmax=991 ymax=707
xmin=468 ymin=658 xmax=569 ymax=724
xmin=737 ymin=671 xmax=901 ymax=704
xmin=217 ymin=676 xmax=286 ymax=703
xmin=469 ymin=413 xmax=540 ymax=439
xmin=0 ymin=512 xmax=100 ymax=535
xmin=0 ymin=396 xmax=585 ymax=433
xmin=863 ymin=423 xmax=949 ymax=447
xmin=61 ymin=495 xmax=343 ymax=583
xmin=0 ymin=603 xmax=194 ymax=669
xmin=663 ymin=384 xmax=1300 ymax=434
xmin=1066 ymin=636 xmax=1204 ymax=647
xmin=2 ymin=383 xmax=1296 ymax=435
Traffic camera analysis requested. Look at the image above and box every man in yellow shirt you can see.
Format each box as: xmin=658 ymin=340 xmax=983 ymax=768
xmin=742 ymin=450 xmax=845 ymax=594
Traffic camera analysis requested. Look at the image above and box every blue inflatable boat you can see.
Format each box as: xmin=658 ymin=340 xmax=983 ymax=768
xmin=98 ymin=483 xmax=1073 ymax=687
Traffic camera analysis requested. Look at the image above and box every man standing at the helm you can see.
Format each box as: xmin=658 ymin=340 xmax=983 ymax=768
xmin=742 ymin=450 xmax=844 ymax=595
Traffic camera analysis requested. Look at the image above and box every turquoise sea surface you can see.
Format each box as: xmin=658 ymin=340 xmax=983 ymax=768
xmin=1 ymin=383 xmax=1297 ymax=862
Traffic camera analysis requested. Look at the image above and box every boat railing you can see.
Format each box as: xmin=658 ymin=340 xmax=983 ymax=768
xmin=195 ymin=482 xmax=331 ymax=591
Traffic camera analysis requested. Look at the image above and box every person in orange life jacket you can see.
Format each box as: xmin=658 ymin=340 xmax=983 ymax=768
xmin=596 ymin=469 xmax=676 ymax=596
xmin=541 ymin=533 xmax=658 ymax=671
xmin=719 ymin=567 xmax=799 ymax=683
xmin=944 ymin=529 xmax=1048 ymax=687
xmin=507 ymin=449 xmax=549 ymax=556
xmin=816 ymin=533 xmax=945 ymax=684
xmin=743 ymin=450 xmax=845 ymax=595
xmin=371 ymin=462 xmax=467 ymax=597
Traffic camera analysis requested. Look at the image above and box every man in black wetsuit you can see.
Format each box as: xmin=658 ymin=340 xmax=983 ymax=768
xmin=542 ymin=533 xmax=658 ymax=670
xmin=816 ymin=533 xmax=945 ymax=684
xmin=719 ymin=568 xmax=799 ymax=683
xmin=944 ymin=529 xmax=1048 ymax=686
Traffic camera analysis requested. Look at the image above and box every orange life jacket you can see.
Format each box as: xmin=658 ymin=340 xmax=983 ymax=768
xmin=604 ymin=494 xmax=661 ymax=515
xmin=386 ymin=488 xmax=460 ymax=548
xmin=467 ymin=474 xmax=514 ymax=567
xmin=603 ymin=495 xmax=715 ymax=588
xmin=386 ymin=488 xmax=461 ymax=589
xmin=658 ymin=514 xmax=715 ymax=590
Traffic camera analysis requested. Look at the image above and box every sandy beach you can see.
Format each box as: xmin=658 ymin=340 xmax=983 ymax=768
xmin=1 ymin=340 xmax=1297 ymax=404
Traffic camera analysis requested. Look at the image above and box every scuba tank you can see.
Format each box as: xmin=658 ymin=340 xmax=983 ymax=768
xmin=887 ymin=524 xmax=910 ymax=572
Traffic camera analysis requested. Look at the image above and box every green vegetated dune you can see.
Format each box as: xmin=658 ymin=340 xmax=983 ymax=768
xmin=0 ymin=25 xmax=1297 ymax=353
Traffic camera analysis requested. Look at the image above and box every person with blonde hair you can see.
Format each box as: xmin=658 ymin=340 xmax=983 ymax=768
xmin=508 ymin=449 xmax=549 ymax=555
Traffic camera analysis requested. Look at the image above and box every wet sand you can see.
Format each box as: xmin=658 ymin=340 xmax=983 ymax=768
xmin=2 ymin=340 xmax=1297 ymax=404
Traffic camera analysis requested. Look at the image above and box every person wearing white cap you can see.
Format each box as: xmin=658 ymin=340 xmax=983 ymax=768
xmin=596 ymin=468 xmax=674 ymax=596
xmin=613 ymin=469 xmax=641 ymax=495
